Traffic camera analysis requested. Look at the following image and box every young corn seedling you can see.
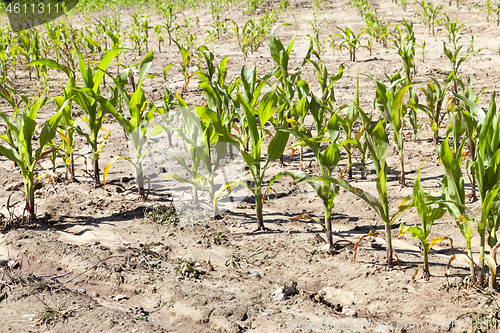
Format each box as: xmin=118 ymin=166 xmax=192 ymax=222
xmin=421 ymin=76 xmax=452 ymax=145
xmin=269 ymin=26 xmax=312 ymax=165
xmin=89 ymin=50 xmax=156 ymax=199
xmin=443 ymin=41 xmax=480 ymax=87
xmin=335 ymin=26 xmax=364 ymax=61
xmin=336 ymin=76 xmax=360 ymax=179
xmin=0 ymin=91 xmax=62 ymax=222
xmin=453 ymin=77 xmax=483 ymax=201
xmin=31 ymin=45 xmax=121 ymax=186
xmin=455 ymin=91 xmax=500 ymax=287
xmin=199 ymin=81 xmax=289 ymax=231
xmin=155 ymin=24 xmax=165 ymax=53
xmin=318 ymin=121 xmax=412 ymax=267
xmin=399 ymin=163 xmax=447 ymax=278
xmin=440 ymin=15 xmax=466 ymax=53
xmin=364 ymin=72 xmax=413 ymax=185
xmin=268 ymin=115 xmax=343 ymax=252
xmin=306 ymin=55 xmax=345 ymax=113
xmin=418 ymin=0 xmax=442 ymax=36
xmin=160 ymin=99 xmax=228 ymax=218
xmin=439 ymin=135 xmax=476 ymax=280
xmin=172 ymin=39 xmax=196 ymax=95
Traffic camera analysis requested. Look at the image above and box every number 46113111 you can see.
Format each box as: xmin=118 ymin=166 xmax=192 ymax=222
xmin=5 ymin=2 xmax=60 ymax=14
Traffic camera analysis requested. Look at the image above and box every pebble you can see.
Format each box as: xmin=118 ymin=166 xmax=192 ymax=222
xmin=248 ymin=272 xmax=261 ymax=278
xmin=226 ymin=295 xmax=235 ymax=300
xmin=341 ymin=306 xmax=357 ymax=317
xmin=76 ymin=289 xmax=86 ymax=294
xmin=7 ymin=260 xmax=19 ymax=269
xmin=114 ymin=294 xmax=129 ymax=301
xmin=278 ymin=293 xmax=287 ymax=301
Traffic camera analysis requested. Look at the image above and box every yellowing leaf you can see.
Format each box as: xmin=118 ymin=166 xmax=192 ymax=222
xmin=429 ymin=236 xmax=447 ymax=250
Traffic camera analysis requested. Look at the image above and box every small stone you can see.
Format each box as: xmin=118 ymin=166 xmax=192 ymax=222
xmin=248 ymin=272 xmax=261 ymax=278
xmin=114 ymin=294 xmax=129 ymax=301
xmin=262 ymin=312 xmax=271 ymax=316
xmin=76 ymin=289 xmax=86 ymax=294
xmin=7 ymin=260 xmax=19 ymax=269
xmin=278 ymin=293 xmax=287 ymax=301
xmin=274 ymin=287 xmax=284 ymax=296
xmin=341 ymin=306 xmax=357 ymax=317
xmin=149 ymin=261 xmax=160 ymax=267
xmin=226 ymin=295 xmax=235 ymax=300
xmin=92 ymin=292 xmax=99 ymax=297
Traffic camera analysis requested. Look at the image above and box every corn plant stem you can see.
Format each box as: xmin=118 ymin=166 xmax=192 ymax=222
xmin=360 ymin=164 xmax=366 ymax=179
xmin=254 ymin=187 xmax=265 ymax=230
xmin=348 ymin=149 xmax=352 ymax=179
xmin=136 ymin=162 xmax=145 ymax=198
xmin=479 ymin=235 xmax=485 ymax=286
xmin=25 ymin=177 xmax=35 ymax=222
xmin=423 ymin=247 xmax=430 ymax=277
xmin=468 ymin=247 xmax=476 ymax=282
xmin=93 ymin=158 xmax=100 ymax=187
xmin=70 ymin=153 xmax=75 ymax=182
xmin=386 ymin=223 xmax=393 ymax=268
xmin=399 ymin=151 xmax=405 ymax=186
xmin=193 ymin=187 xmax=199 ymax=205
xmin=325 ymin=210 xmax=333 ymax=251
xmin=209 ymin=182 xmax=220 ymax=218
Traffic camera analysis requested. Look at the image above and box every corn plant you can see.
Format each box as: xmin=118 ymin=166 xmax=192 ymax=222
xmin=89 ymin=50 xmax=155 ymax=199
xmin=319 ymin=121 xmax=411 ymax=267
xmin=418 ymin=0 xmax=443 ymax=36
xmin=268 ymin=118 xmax=342 ymax=252
xmin=336 ymin=77 xmax=360 ymax=179
xmin=269 ymin=26 xmax=312 ymax=165
xmin=453 ymin=77 xmax=483 ymax=201
xmin=199 ymin=82 xmax=289 ymax=231
xmin=455 ymin=91 xmax=500 ymax=286
xmin=335 ymin=26 xmax=364 ymax=61
xmin=0 ymin=91 xmax=62 ymax=222
xmin=420 ymin=77 xmax=452 ymax=144
xmin=246 ymin=0 xmax=265 ymax=14
xmin=364 ymin=72 xmax=413 ymax=185
xmin=439 ymin=135 xmax=475 ymax=280
xmin=399 ymin=163 xmax=447 ymax=278
xmin=197 ymin=47 xmax=239 ymax=160
xmin=162 ymin=100 xmax=228 ymax=218
xmin=440 ymin=15 xmax=466 ymax=52
xmin=31 ymin=45 xmax=121 ymax=186
xmin=443 ymin=41 xmax=480 ymax=85
xmin=171 ymin=40 xmax=196 ymax=95
xmin=155 ymin=24 xmax=165 ymax=53
xmin=494 ymin=0 xmax=500 ymax=25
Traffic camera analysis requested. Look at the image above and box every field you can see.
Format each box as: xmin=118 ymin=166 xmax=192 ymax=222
xmin=1 ymin=0 xmax=500 ymax=331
